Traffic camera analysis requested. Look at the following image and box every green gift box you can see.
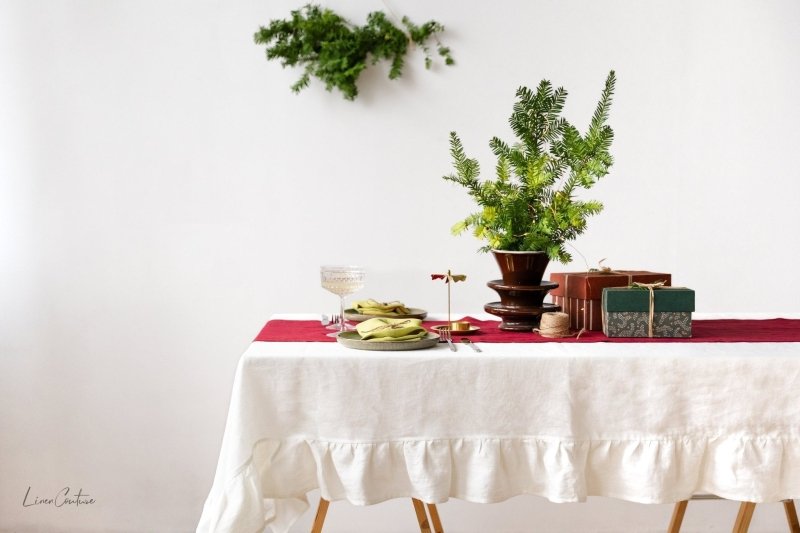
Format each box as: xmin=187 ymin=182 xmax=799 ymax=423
xmin=602 ymin=286 xmax=695 ymax=338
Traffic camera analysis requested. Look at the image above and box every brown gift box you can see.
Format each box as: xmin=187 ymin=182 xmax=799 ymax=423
xmin=549 ymin=271 xmax=672 ymax=331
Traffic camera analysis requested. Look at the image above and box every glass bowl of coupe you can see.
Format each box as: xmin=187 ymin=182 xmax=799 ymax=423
xmin=320 ymin=265 xmax=366 ymax=337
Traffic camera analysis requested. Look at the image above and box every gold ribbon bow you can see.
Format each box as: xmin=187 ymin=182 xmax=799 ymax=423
xmin=593 ymin=258 xmax=634 ymax=283
xmin=631 ymin=281 xmax=667 ymax=337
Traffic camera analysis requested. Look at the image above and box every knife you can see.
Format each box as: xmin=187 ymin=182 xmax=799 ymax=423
xmin=461 ymin=338 xmax=481 ymax=352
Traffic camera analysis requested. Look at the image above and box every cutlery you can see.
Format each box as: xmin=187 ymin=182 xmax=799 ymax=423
xmin=461 ymin=338 xmax=481 ymax=352
xmin=440 ymin=328 xmax=457 ymax=351
xmin=324 ymin=313 xmax=341 ymax=331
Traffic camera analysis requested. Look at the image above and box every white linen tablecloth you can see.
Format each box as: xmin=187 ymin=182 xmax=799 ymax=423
xmin=197 ymin=314 xmax=800 ymax=533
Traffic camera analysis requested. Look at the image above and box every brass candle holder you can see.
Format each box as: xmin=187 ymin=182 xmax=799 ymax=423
xmin=431 ymin=269 xmax=467 ymax=329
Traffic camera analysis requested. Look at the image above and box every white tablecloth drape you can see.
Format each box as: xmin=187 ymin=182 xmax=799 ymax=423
xmin=197 ymin=314 xmax=800 ymax=533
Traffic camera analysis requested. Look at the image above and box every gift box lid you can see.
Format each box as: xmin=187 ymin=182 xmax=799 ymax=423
xmin=550 ymin=271 xmax=672 ymax=299
xmin=602 ymin=286 xmax=695 ymax=313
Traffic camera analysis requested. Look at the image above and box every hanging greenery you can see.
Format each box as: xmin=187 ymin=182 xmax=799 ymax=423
xmin=254 ymin=4 xmax=454 ymax=100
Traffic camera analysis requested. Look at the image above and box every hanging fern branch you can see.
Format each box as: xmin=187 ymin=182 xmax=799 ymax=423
xmin=254 ymin=5 xmax=454 ymax=100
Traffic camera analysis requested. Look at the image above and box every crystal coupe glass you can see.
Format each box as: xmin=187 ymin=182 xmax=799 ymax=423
xmin=320 ymin=265 xmax=366 ymax=337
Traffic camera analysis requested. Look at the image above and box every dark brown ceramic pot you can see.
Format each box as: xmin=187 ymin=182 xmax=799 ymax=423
xmin=486 ymin=279 xmax=558 ymax=308
xmin=491 ymin=250 xmax=550 ymax=286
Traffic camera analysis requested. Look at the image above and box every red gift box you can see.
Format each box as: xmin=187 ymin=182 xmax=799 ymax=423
xmin=549 ymin=271 xmax=672 ymax=331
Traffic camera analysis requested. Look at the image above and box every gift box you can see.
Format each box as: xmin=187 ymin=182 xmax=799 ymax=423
xmin=549 ymin=271 xmax=672 ymax=331
xmin=602 ymin=286 xmax=695 ymax=338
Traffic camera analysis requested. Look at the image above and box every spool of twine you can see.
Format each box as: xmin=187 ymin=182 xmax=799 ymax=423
xmin=535 ymin=312 xmax=572 ymax=338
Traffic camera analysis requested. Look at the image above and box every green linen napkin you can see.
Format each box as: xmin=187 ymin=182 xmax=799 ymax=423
xmin=351 ymin=299 xmax=412 ymax=315
xmin=355 ymin=317 xmax=427 ymax=342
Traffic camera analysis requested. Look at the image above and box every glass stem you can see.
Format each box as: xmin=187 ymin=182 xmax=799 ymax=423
xmin=339 ymin=295 xmax=346 ymax=332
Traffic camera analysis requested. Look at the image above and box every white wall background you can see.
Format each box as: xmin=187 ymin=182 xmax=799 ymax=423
xmin=2 ymin=0 xmax=799 ymax=531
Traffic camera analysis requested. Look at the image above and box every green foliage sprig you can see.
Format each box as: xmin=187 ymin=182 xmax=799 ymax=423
xmin=443 ymin=71 xmax=616 ymax=263
xmin=254 ymin=4 xmax=454 ymax=100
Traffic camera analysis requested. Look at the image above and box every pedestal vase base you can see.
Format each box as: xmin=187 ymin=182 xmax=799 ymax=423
xmin=484 ymin=302 xmax=561 ymax=331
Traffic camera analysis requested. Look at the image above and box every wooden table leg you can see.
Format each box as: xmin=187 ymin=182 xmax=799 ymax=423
xmin=310 ymin=497 xmax=330 ymax=533
xmin=412 ymin=498 xmax=432 ymax=533
xmin=427 ymin=502 xmax=444 ymax=533
xmin=784 ymin=500 xmax=800 ymax=533
xmin=668 ymin=500 xmax=688 ymax=533
xmin=732 ymin=502 xmax=756 ymax=533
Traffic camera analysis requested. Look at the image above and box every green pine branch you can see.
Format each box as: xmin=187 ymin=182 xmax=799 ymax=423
xmin=254 ymin=5 xmax=455 ymax=100
xmin=442 ymin=71 xmax=617 ymax=262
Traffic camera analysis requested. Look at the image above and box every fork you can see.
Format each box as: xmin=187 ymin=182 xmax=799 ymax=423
xmin=325 ymin=313 xmax=341 ymax=331
xmin=440 ymin=328 xmax=457 ymax=351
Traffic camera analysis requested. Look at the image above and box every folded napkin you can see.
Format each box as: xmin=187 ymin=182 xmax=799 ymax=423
xmin=351 ymin=299 xmax=412 ymax=315
xmin=355 ymin=318 xmax=427 ymax=342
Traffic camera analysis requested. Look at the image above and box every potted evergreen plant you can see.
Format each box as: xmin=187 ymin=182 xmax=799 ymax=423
xmin=443 ymin=71 xmax=616 ymax=286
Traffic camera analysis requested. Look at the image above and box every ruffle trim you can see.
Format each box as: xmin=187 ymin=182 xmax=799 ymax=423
xmin=198 ymin=435 xmax=800 ymax=533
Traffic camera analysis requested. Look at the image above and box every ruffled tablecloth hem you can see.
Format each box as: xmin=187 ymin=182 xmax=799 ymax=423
xmin=197 ymin=434 xmax=800 ymax=533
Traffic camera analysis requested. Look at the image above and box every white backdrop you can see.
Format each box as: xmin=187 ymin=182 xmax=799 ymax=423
xmin=1 ymin=1 xmax=799 ymax=532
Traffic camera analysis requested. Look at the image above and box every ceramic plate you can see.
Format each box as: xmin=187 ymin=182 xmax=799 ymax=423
xmin=430 ymin=324 xmax=481 ymax=336
xmin=336 ymin=331 xmax=439 ymax=351
xmin=343 ymin=308 xmax=428 ymax=322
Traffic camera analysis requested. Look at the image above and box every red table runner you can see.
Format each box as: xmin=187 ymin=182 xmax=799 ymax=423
xmin=255 ymin=317 xmax=800 ymax=343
